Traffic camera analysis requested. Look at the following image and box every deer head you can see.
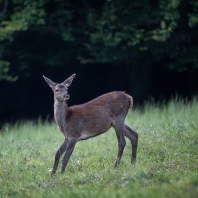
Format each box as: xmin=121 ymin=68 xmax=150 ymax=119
xmin=43 ymin=74 xmax=76 ymax=102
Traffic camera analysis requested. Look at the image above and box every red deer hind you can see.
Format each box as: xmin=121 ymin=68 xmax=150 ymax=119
xmin=43 ymin=74 xmax=138 ymax=177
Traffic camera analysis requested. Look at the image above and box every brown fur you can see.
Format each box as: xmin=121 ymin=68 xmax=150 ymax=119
xmin=43 ymin=74 xmax=138 ymax=177
xmin=63 ymin=91 xmax=132 ymax=140
xmin=65 ymin=91 xmax=132 ymax=139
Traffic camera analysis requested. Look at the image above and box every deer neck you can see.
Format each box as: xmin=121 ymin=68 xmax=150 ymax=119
xmin=54 ymin=100 xmax=67 ymax=136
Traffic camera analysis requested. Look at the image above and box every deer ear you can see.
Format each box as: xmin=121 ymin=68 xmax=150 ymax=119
xmin=43 ymin=75 xmax=56 ymax=88
xmin=62 ymin=74 xmax=76 ymax=87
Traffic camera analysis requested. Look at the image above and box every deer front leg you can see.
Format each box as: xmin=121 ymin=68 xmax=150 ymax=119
xmin=61 ymin=138 xmax=77 ymax=173
xmin=51 ymin=138 xmax=68 ymax=177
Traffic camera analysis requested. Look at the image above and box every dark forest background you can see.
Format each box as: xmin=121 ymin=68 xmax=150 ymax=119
xmin=0 ymin=0 xmax=198 ymax=125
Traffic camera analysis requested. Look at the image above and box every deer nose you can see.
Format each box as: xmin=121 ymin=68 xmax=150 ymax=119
xmin=64 ymin=94 xmax=70 ymax=100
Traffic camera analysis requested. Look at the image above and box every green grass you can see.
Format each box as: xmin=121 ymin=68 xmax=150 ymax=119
xmin=0 ymin=97 xmax=198 ymax=198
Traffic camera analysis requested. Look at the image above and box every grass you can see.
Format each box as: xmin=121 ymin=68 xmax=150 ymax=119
xmin=0 ymin=97 xmax=198 ymax=198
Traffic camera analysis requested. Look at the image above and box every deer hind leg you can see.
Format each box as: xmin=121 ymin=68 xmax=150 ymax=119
xmin=51 ymin=138 xmax=68 ymax=177
xmin=124 ymin=124 xmax=138 ymax=163
xmin=112 ymin=122 xmax=126 ymax=168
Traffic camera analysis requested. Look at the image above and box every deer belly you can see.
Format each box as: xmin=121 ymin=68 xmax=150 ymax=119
xmin=78 ymin=125 xmax=111 ymax=141
xmin=78 ymin=132 xmax=93 ymax=140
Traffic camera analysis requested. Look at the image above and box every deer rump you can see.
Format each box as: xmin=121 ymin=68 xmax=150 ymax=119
xmin=65 ymin=91 xmax=133 ymax=141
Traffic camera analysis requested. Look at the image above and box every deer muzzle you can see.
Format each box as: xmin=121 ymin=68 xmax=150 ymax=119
xmin=64 ymin=94 xmax=70 ymax=100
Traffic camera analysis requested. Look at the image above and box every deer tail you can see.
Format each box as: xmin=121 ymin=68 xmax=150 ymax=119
xmin=123 ymin=91 xmax=133 ymax=110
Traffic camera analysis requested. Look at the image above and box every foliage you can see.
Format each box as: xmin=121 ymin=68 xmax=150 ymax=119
xmin=0 ymin=0 xmax=198 ymax=80
xmin=0 ymin=60 xmax=17 ymax=81
xmin=0 ymin=0 xmax=45 ymax=40
xmin=0 ymin=0 xmax=45 ymax=81
xmin=0 ymin=97 xmax=198 ymax=197
xmin=82 ymin=0 xmax=198 ymax=71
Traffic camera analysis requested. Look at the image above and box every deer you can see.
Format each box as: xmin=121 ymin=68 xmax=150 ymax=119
xmin=43 ymin=74 xmax=138 ymax=177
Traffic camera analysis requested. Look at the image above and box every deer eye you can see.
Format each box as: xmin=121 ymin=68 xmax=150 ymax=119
xmin=55 ymin=89 xmax=59 ymax=92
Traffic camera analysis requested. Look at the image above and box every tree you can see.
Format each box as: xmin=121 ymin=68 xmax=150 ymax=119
xmin=0 ymin=0 xmax=198 ymax=81
xmin=81 ymin=0 xmax=198 ymax=72
xmin=0 ymin=0 xmax=45 ymax=81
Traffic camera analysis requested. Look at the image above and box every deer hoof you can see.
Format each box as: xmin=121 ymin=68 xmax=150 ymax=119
xmin=51 ymin=169 xmax=56 ymax=177
xmin=51 ymin=173 xmax=56 ymax=178
xmin=114 ymin=158 xmax=120 ymax=168
xmin=61 ymin=170 xmax=65 ymax=174
xmin=131 ymin=157 xmax=136 ymax=164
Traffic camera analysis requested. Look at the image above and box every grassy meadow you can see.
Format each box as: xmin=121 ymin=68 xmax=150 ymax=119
xmin=0 ymin=98 xmax=198 ymax=198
